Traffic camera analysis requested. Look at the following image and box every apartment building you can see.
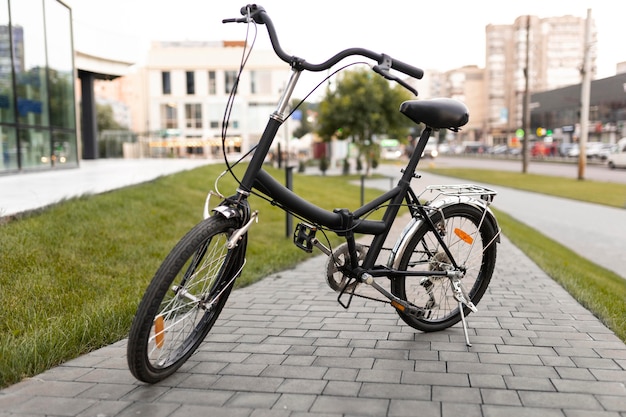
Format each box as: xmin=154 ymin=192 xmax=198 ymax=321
xmin=485 ymin=14 xmax=596 ymax=145
xmin=444 ymin=65 xmax=486 ymax=143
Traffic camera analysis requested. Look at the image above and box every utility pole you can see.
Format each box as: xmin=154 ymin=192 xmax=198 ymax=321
xmin=578 ymin=8 xmax=592 ymax=180
xmin=521 ymin=15 xmax=531 ymax=174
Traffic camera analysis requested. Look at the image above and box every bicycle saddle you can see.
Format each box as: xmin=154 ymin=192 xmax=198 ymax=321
xmin=400 ymin=98 xmax=469 ymax=130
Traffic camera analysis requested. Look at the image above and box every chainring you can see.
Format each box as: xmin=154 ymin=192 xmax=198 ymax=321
xmin=325 ymin=242 xmax=366 ymax=292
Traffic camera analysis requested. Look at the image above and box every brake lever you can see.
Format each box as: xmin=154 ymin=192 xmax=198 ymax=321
xmin=372 ymin=54 xmax=418 ymax=96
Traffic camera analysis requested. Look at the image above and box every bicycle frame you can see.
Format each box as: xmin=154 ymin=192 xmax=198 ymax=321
xmin=224 ymin=64 xmax=463 ymax=284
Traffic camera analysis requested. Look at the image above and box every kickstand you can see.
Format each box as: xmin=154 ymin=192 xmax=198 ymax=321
xmin=452 ymin=279 xmax=476 ymax=348
xmin=458 ymin=301 xmax=472 ymax=347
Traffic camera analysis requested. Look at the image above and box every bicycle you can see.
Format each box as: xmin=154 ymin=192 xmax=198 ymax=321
xmin=127 ymin=4 xmax=501 ymax=384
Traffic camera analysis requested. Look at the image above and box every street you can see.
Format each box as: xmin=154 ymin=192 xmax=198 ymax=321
xmin=429 ymin=155 xmax=626 ymax=184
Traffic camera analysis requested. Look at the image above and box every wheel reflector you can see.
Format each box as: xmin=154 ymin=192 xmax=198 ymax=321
xmin=154 ymin=315 xmax=165 ymax=348
xmin=454 ymin=228 xmax=473 ymax=244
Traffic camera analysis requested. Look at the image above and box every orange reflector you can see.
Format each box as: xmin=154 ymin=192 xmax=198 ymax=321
xmin=154 ymin=315 xmax=165 ymax=348
xmin=454 ymin=228 xmax=473 ymax=244
xmin=391 ymin=300 xmax=405 ymax=312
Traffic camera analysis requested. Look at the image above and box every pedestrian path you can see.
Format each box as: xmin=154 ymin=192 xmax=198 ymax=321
xmin=368 ymin=165 xmax=626 ymax=280
xmin=0 ymin=159 xmax=215 ymax=218
xmin=1 ymin=233 xmax=625 ymax=416
xmin=1 ymin=159 xmax=625 ymax=416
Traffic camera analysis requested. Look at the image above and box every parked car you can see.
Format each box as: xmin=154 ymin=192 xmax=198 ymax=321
xmin=607 ymin=141 xmax=626 ymax=169
xmin=566 ymin=143 xmax=580 ymax=157
xmin=585 ymin=142 xmax=611 ymax=160
xmin=489 ymin=144 xmax=509 ymax=155
xmin=559 ymin=142 xmax=576 ymax=157
xmin=420 ymin=138 xmax=439 ymax=158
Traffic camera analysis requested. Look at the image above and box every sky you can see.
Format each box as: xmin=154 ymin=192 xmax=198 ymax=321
xmin=65 ymin=0 xmax=625 ymax=80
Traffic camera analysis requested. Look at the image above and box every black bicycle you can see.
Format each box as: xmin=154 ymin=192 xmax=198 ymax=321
xmin=127 ymin=4 xmax=501 ymax=384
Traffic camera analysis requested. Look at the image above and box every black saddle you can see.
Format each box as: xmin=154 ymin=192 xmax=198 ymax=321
xmin=400 ymin=98 xmax=469 ymax=130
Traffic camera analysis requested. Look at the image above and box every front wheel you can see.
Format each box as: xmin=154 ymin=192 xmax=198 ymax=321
xmin=391 ymin=204 xmax=498 ymax=332
xmin=127 ymin=215 xmax=244 ymax=383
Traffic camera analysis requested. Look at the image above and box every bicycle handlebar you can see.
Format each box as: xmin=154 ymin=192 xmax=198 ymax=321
xmin=223 ymin=4 xmax=424 ymax=81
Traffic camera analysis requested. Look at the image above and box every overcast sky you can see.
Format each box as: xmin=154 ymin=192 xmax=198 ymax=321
xmin=66 ymin=0 xmax=624 ymax=80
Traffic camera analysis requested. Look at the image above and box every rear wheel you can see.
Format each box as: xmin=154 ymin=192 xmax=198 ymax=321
xmin=391 ymin=204 xmax=497 ymax=332
xmin=127 ymin=215 xmax=243 ymax=383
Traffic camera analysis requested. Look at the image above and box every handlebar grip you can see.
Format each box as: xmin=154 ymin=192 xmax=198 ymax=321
xmin=391 ymin=60 xmax=424 ymax=80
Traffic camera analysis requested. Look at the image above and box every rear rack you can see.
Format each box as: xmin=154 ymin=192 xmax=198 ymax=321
xmin=419 ymin=184 xmax=497 ymax=204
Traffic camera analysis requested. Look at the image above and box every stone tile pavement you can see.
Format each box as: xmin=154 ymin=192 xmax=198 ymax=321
xmin=1 ymin=232 xmax=625 ymax=416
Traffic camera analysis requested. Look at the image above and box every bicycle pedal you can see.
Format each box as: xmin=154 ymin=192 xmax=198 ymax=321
xmin=391 ymin=300 xmax=425 ymax=319
xmin=293 ymin=222 xmax=317 ymax=253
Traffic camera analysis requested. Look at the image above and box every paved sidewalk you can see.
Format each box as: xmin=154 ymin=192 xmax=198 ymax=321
xmin=0 ymin=158 xmax=215 ymax=218
xmin=1 ymin=233 xmax=625 ymax=416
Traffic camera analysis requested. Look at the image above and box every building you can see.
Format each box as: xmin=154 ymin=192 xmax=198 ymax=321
xmin=530 ymin=72 xmax=626 ymax=145
xmin=1 ymin=0 xmax=78 ymax=173
xmin=443 ymin=65 xmax=486 ymax=143
xmin=485 ymin=14 xmax=597 ymax=145
xmin=134 ymin=40 xmax=289 ymax=158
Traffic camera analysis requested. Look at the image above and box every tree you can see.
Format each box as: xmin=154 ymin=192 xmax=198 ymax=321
xmin=96 ymin=103 xmax=123 ymax=132
xmin=290 ymin=100 xmax=315 ymax=139
xmin=316 ymin=68 xmax=413 ymax=175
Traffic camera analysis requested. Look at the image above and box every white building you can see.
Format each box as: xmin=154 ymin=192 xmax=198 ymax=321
xmin=143 ymin=40 xmax=290 ymax=157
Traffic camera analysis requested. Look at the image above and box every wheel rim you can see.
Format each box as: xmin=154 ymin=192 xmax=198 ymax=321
xmin=401 ymin=213 xmax=489 ymax=324
xmin=146 ymin=232 xmax=231 ymax=369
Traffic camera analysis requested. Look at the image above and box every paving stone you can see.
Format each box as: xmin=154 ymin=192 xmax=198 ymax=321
xmin=390 ymin=399 xmax=442 ymax=417
xmin=310 ymin=395 xmax=389 ymax=416
xmin=2 ymin=233 xmax=626 ymax=417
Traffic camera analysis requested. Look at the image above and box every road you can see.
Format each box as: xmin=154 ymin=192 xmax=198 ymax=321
xmin=429 ymin=155 xmax=626 ymax=184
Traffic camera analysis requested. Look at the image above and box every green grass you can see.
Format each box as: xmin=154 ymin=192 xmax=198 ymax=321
xmin=0 ymin=164 xmax=385 ymax=388
xmin=425 ymin=167 xmax=626 ymax=209
xmin=1 ymin=163 xmax=625 ymax=389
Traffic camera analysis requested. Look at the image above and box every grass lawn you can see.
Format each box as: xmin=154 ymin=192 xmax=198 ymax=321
xmin=1 ymin=163 xmax=624 ymax=389
xmin=425 ymin=167 xmax=626 ymax=209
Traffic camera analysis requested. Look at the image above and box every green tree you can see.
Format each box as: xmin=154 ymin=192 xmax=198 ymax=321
xmin=96 ymin=103 xmax=123 ymax=132
xmin=316 ymin=68 xmax=413 ymax=175
xmin=290 ymin=100 xmax=315 ymax=139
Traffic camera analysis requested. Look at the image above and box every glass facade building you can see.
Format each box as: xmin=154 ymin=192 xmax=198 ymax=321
xmin=1 ymin=0 xmax=77 ymax=174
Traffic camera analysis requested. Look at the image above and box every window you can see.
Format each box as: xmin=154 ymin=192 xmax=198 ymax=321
xmin=186 ymin=71 xmax=195 ymax=95
xmin=45 ymin=0 xmax=76 ymax=131
xmin=250 ymin=71 xmax=257 ymax=94
xmin=185 ymin=103 xmax=202 ymax=128
xmin=208 ymin=71 xmax=216 ymax=95
xmin=12 ymin=0 xmax=49 ymax=127
xmin=162 ymin=72 xmax=171 ymax=95
xmin=160 ymin=103 xmax=177 ymax=129
xmin=225 ymin=70 xmax=238 ymax=94
xmin=250 ymin=71 xmax=272 ymax=95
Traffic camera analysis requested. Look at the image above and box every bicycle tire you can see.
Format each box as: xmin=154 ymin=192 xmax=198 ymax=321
xmin=391 ymin=204 xmax=497 ymax=332
xmin=127 ymin=215 xmax=244 ymax=383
